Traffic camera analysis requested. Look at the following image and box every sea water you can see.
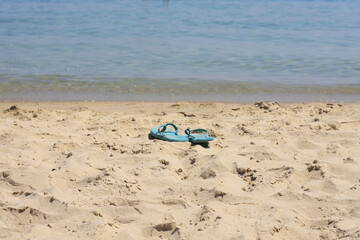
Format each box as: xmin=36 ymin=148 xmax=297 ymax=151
xmin=1 ymin=0 xmax=360 ymax=101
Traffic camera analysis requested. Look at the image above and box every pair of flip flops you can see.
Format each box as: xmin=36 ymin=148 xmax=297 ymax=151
xmin=150 ymin=123 xmax=214 ymax=143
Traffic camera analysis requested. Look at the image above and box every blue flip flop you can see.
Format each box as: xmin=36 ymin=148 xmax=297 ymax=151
xmin=150 ymin=123 xmax=189 ymax=142
xmin=185 ymin=128 xmax=214 ymax=143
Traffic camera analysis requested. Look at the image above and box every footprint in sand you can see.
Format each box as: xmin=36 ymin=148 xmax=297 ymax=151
xmin=148 ymin=222 xmax=180 ymax=239
xmin=296 ymin=140 xmax=320 ymax=150
xmin=235 ymin=167 xmax=261 ymax=192
xmin=1 ymin=206 xmax=48 ymax=228
xmin=1 ymin=171 xmax=22 ymax=186
xmin=200 ymin=169 xmax=216 ymax=179
xmin=254 ymin=101 xmax=280 ymax=112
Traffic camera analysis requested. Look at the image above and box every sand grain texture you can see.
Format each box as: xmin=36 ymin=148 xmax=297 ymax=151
xmin=0 ymin=102 xmax=359 ymax=239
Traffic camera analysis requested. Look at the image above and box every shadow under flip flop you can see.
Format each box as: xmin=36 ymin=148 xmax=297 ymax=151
xmin=190 ymin=142 xmax=210 ymax=148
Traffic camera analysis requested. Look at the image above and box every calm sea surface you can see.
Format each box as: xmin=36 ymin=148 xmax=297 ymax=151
xmin=1 ymin=0 xmax=360 ymax=101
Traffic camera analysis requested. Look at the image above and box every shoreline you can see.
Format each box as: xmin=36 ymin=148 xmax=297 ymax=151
xmin=1 ymin=92 xmax=360 ymax=103
xmin=1 ymin=101 xmax=359 ymax=239
xmin=1 ymin=77 xmax=360 ymax=103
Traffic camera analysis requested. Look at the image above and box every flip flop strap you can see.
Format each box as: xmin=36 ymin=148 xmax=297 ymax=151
xmin=185 ymin=128 xmax=209 ymax=138
xmin=158 ymin=123 xmax=179 ymax=136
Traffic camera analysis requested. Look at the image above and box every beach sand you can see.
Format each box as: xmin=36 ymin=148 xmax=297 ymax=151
xmin=0 ymin=101 xmax=359 ymax=239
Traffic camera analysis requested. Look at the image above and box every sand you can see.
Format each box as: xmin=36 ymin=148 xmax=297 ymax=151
xmin=0 ymin=101 xmax=359 ymax=239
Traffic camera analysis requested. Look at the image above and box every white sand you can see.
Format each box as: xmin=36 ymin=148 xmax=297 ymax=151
xmin=0 ymin=101 xmax=359 ymax=239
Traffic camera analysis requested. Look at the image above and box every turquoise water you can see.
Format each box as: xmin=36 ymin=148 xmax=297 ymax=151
xmin=1 ymin=0 xmax=360 ymax=101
